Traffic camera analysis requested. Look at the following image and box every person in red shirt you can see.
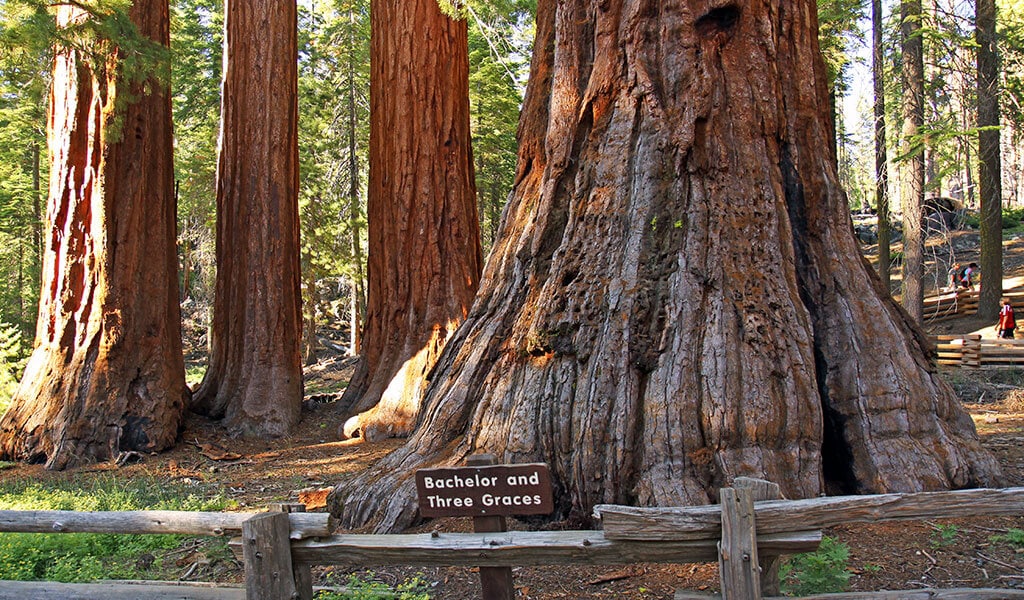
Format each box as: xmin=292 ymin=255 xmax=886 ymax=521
xmin=996 ymin=297 xmax=1016 ymax=339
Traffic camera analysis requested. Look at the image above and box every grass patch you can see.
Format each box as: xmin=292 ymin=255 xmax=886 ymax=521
xmin=0 ymin=474 xmax=232 ymax=582
xmin=185 ymin=364 xmax=207 ymax=387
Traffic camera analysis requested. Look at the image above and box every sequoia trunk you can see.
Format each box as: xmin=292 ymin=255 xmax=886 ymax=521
xmin=191 ymin=0 xmax=304 ymax=436
xmin=0 ymin=2 xmax=188 ymax=468
xmin=338 ymin=0 xmax=482 ymax=440
xmin=330 ymin=0 xmax=1002 ymax=533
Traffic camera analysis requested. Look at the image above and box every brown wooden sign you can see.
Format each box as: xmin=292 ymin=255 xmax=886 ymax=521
xmin=415 ymin=463 xmax=553 ymax=517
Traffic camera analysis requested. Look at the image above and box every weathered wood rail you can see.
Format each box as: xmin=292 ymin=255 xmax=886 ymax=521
xmin=924 ymin=289 xmax=1024 ymax=324
xmin=933 ymin=333 xmax=1024 ymax=368
xmin=0 ymin=484 xmax=1021 ymax=599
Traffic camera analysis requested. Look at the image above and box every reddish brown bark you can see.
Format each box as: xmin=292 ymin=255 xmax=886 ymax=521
xmin=0 ymin=2 xmax=187 ymax=469
xmin=330 ymin=0 xmax=1002 ymax=532
xmin=338 ymin=0 xmax=482 ymax=441
xmin=191 ymin=0 xmax=303 ymax=436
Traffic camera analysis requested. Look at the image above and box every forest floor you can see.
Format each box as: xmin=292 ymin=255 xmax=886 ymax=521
xmin=2 ymin=229 xmax=1024 ymax=598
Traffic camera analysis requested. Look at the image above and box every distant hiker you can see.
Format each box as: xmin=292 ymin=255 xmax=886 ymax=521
xmin=947 ymin=262 xmax=962 ymax=292
xmin=960 ymin=262 xmax=979 ymax=290
xmin=997 ymin=297 xmax=1017 ymax=339
xmin=954 ymin=262 xmax=978 ymax=288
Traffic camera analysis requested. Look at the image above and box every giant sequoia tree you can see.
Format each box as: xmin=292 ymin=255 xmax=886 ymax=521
xmin=330 ymin=0 xmax=1002 ymax=532
xmin=338 ymin=0 xmax=481 ymax=440
xmin=0 ymin=2 xmax=187 ymax=468
xmin=191 ymin=0 xmax=304 ymax=435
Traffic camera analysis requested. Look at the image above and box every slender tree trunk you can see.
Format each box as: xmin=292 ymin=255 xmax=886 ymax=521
xmin=901 ymin=0 xmax=925 ymax=322
xmin=31 ymin=141 xmax=41 ymax=270
xmin=346 ymin=6 xmax=364 ymax=358
xmin=0 ymin=1 xmax=188 ymax=469
xmin=977 ymin=0 xmax=1002 ymax=318
xmin=349 ymin=279 xmax=360 ymax=356
xmin=303 ymin=261 xmax=318 ymax=366
xmin=330 ymin=0 xmax=1001 ymax=533
xmin=338 ymin=0 xmax=482 ymax=441
xmin=873 ymin=0 xmax=891 ymax=292
xmin=192 ymin=0 xmax=304 ymax=436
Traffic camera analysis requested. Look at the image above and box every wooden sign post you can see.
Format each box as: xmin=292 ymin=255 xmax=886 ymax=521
xmin=416 ymin=454 xmax=554 ymax=600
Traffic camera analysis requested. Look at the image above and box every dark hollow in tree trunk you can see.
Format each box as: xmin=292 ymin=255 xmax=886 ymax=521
xmin=329 ymin=0 xmax=1002 ymax=533
xmin=0 ymin=2 xmax=188 ymax=469
xmin=337 ymin=0 xmax=482 ymax=441
xmin=191 ymin=0 xmax=304 ymax=437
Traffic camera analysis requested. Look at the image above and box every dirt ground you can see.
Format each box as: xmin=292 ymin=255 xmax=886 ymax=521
xmin=3 ymin=229 xmax=1024 ymax=598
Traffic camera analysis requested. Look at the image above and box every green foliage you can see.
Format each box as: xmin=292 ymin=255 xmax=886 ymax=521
xmin=0 ymin=1 xmax=47 ymax=338
xmin=817 ymin=0 xmax=867 ymax=94
xmin=929 ymin=523 xmax=959 ymax=549
xmin=316 ymin=572 xmax=432 ymax=599
xmin=0 ymin=322 xmax=26 ymax=412
xmin=990 ymin=528 xmax=1024 ymax=548
xmin=780 ymin=536 xmax=853 ymax=596
xmin=296 ymin=0 xmax=371 ymax=350
xmin=171 ymin=0 xmax=223 ymax=307
xmin=467 ymin=1 xmax=534 ymax=250
xmin=0 ymin=475 xmax=231 ymax=583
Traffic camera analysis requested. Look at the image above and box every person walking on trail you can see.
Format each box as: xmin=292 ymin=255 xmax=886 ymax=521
xmin=997 ymin=297 xmax=1017 ymax=339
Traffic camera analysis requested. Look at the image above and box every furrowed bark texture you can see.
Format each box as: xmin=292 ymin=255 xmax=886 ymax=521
xmin=338 ymin=0 xmax=482 ymax=441
xmin=330 ymin=0 xmax=1002 ymax=532
xmin=0 ymin=3 xmax=187 ymax=468
xmin=191 ymin=0 xmax=303 ymax=436
xmin=900 ymin=0 xmax=925 ymax=322
xmin=976 ymin=0 xmax=1003 ymax=319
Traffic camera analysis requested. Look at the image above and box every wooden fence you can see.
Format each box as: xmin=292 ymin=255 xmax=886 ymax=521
xmin=933 ymin=333 xmax=1024 ymax=368
xmin=0 ymin=483 xmax=1022 ymax=599
xmin=924 ymin=290 xmax=1024 ymax=324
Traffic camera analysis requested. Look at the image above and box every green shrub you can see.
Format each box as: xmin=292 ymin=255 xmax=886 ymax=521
xmin=0 ymin=475 xmax=231 ymax=582
xmin=991 ymin=528 xmax=1024 ymax=548
xmin=780 ymin=536 xmax=852 ymax=596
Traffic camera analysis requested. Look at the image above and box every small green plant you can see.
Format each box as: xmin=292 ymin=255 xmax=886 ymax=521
xmin=780 ymin=536 xmax=852 ymax=596
xmin=315 ymin=572 xmax=432 ymax=599
xmin=929 ymin=523 xmax=959 ymax=549
xmin=991 ymin=528 xmax=1024 ymax=548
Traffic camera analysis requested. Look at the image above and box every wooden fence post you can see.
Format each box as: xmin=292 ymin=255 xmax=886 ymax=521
xmin=269 ymin=503 xmax=314 ymax=600
xmin=242 ymin=512 xmax=297 ymax=600
xmin=466 ymin=454 xmax=516 ymax=600
xmin=718 ymin=486 xmax=761 ymax=600
xmin=733 ymin=477 xmax=782 ymax=595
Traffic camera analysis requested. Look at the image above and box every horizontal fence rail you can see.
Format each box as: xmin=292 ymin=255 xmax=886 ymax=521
xmin=596 ymin=486 xmax=1024 ymax=541
xmin=924 ymin=289 xmax=1024 ymax=324
xmin=0 ymin=509 xmax=331 ymax=539
xmin=0 ymin=485 xmax=1021 ymax=599
xmin=932 ymin=334 xmax=1024 ymax=368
